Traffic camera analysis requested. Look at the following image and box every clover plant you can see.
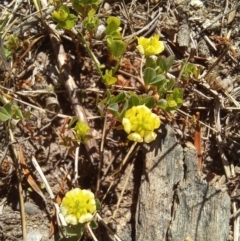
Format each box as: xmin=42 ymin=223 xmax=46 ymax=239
xmin=51 ymin=0 xmax=185 ymax=144
xmin=59 ymin=188 xmax=100 ymax=241
xmin=0 ymin=100 xmax=30 ymax=129
xmin=52 ymin=5 xmax=78 ymax=30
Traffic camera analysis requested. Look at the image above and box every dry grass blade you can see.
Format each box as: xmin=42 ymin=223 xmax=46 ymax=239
xmin=214 ymin=100 xmax=233 ymax=179
xmin=31 ymin=156 xmax=54 ymax=199
xmin=193 ymin=112 xmax=202 ymax=171
xmin=96 ymin=213 xmax=122 ymax=241
xmin=0 ymin=35 xmax=10 ymax=71
xmin=19 ymin=146 xmax=46 ymax=202
xmin=87 ymin=222 xmax=98 ymax=241
xmin=8 ymin=130 xmax=26 ymax=241
xmin=112 ymin=160 xmax=134 ymax=220
xmin=49 ymin=172 xmax=68 ymax=238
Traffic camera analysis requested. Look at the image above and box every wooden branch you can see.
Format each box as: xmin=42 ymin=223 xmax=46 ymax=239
xmin=48 ymin=30 xmax=99 ymax=162
xmin=135 ymin=125 xmax=231 ymax=241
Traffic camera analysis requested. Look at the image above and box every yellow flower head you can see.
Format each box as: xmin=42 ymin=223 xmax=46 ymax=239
xmin=122 ymin=105 xmax=160 ymax=143
xmin=60 ymin=188 xmax=96 ymax=225
xmin=74 ymin=122 xmax=90 ymax=137
xmin=136 ymin=34 xmax=164 ymax=56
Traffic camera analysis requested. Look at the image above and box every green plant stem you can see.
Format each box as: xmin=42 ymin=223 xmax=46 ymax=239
xmin=140 ymin=55 xmax=144 ymax=80
xmin=176 ymin=56 xmax=190 ymax=83
xmin=112 ymin=58 xmax=121 ymax=75
xmin=72 ymin=27 xmax=104 ymax=80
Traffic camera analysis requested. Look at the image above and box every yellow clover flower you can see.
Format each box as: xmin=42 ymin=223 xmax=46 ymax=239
xmin=122 ymin=105 xmax=160 ymax=143
xmin=136 ymin=34 xmax=164 ymax=56
xmin=74 ymin=122 xmax=90 ymax=137
xmin=60 ymin=188 xmax=96 ymax=225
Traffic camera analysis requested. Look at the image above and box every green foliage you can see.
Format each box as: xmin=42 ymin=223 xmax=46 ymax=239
xmin=71 ymin=0 xmax=101 ymax=4
xmin=71 ymin=0 xmax=101 ymax=19
xmin=82 ymin=8 xmax=99 ymax=32
xmin=143 ymin=67 xmax=166 ymax=88
xmin=59 ymin=118 xmax=91 ymax=153
xmin=98 ymin=90 xmax=126 ymax=117
xmin=127 ymin=93 xmax=155 ymax=109
xmin=157 ymin=88 xmax=183 ymax=112
xmin=103 ymin=69 xmax=117 ymax=86
xmin=59 ymin=223 xmax=84 ymax=241
xmin=95 ymin=199 xmax=101 ymax=211
xmin=106 ymin=35 xmax=126 ymax=60
xmin=105 ymin=17 xmax=122 ymax=39
xmin=0 ymin=14 xmax=9 ymax=32
xmin=105 ymin=17 xmax=126 ymax=60
xmin=181 ymin=60 xmax=200 ymax=82
xmin=140 ymin=55 xmax=183 ymax=113
xmin=89 ymin=220 xmax=98 ymax=229
xmin=97 ymin=90 xmax=155 ymax=121
xmin=74 ymin=121 xmax=90 ymax=143
xmin=145 ymin=55 xmax=174 ymax=74
xmin=0 ymin=101 xmax=28 ymax=128
xmin=50 ymin=0 xmax=184 ymax=142
xmin=52 ymin=5 xmax=78 ymax=30
xmin=7 ymin=34 xmax=21 ymax=50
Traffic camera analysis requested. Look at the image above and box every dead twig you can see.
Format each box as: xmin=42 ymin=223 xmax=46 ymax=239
xmin=193 ymin=112 xmax=202 ymax=171
xmin=197 ymin=2 xmax=240 ymax=36
xmin=47 ymin=26 xmax=99 ymax=163
xmin=9 ymin=130 xmax=27 ymax=241
xmin=214 ymin=100 xmax=234 ymax=179
xmin=96 ymin=213 xmax=122 ymax=241
xmin=96 ymin=113 xmax=108 ymax=195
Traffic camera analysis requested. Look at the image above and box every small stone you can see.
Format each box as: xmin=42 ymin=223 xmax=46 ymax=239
xmin=27 ymin=230 xmax=42 ymax=241
xmin=24 ymin=202 xmax=41 ymax=216
xmin=103 ymin=2 xmax=110 ymax=11
xmin=190 ymin=0 xmax=203 ymax=8
xmin=95 ymin=24 xmax=106 ymax=40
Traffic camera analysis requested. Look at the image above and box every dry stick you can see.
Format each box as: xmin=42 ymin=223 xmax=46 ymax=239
xmin=31 ymin=156 xmax=67 ymax=227
xmin=96 ymin=114 xmax=108 ymax=195
xmin=0 ymin=88 xmax=87 ymax=120
xmin=112 ymin=161 xmax=134 ymax=219
xmin=95 ymin=213 xmax=122 ymax=241
xmin=102 ymin=151 xmax=117 ymax=179
xmin=48 ymin=30 xmax=99 ymax=163
xmin=194 ymin=112 xmax=202 ymax=171
xmin=197 ymin=1 xmax=240 ymax=36
xmin=220 ymin=0 xmax=229 ymax=37
xmin=177 ymin=109 xmax=218 ymax=134
xmin=112 ymin=142 xmax=138 ymax=176
xmin=176 ymin=54 xmax=190 ymax=83
xmin=233 ymin=201 xmax=239 ymax=241
xmin=112 ymin=142 xmax=137 ymax=219
xmin=214 ymin=100 xmax=233 ymax=179
xmin=73 ymin=146 xmax=80 ymax=186
xmin=231 ymin=208 xmax=240 ymax=219
xmin=13 ymin=5 xmax=55 ymax=36
xmin=203 ymin=45 xmax=230 ymax=79
xmin=100 ymin=181 xmax=114 ymax=205
xmin=8 ymin=130 xmax=27 ymax=241
xmin=87 ymin=223 xmax=98 ymax=241
xmin=123 ymin=10 xmax=162 ymax=41
xmin=0 ymin=142 xmax=10 ymax=167
xmin=1 ymin=0 xmax=24 ymax=37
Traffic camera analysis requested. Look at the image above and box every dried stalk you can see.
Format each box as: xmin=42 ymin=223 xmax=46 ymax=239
xmin=9 ymin=130 xmax=27 ymax=241
xmin=48 ymin=28 xmax=99 ymax=163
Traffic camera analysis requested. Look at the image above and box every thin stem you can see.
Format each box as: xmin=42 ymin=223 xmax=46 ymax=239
xmin=87 ymin=223 xmax=98 ymax=241
xmin=9 ymin=130 xmax=27 ymax=241
xmin=72 ymin=28 xmax=104 ymax=80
